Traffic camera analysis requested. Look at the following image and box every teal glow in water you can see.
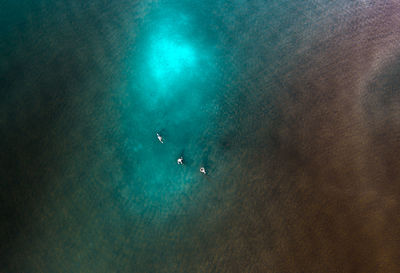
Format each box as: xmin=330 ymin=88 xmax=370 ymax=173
xmin=150 ymin=37 xmax=197 ymax=81
xmin=137 ymin=13 xmax=210 ymax=107
xmin=122 ymin=9 xmax=220 ymax=218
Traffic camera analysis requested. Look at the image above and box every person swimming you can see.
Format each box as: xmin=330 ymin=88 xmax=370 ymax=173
xmin=177 ymin=156 xmax=183 ymax=165
xmin=156 ymin=133 xmax=163 ymax=143
xmin=200 ymin=167 xmax=206 ymax=175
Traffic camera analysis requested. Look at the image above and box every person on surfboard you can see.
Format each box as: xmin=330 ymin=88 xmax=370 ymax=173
xmin=156 ymin=133 xmax=163 ymax=144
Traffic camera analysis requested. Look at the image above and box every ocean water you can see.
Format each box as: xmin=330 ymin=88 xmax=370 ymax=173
xmin=2 ymin=0 xmax=400 ymax=272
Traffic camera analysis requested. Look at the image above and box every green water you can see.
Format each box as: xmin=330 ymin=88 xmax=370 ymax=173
xmin=2 ymin=1 xmax=239 ymax=271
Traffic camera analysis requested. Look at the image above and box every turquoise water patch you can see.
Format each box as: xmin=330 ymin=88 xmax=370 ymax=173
xmin=120 ymin=6 xmax=223 ymax=219
xmin=149 ymin=36 xmax=197 ymax=83
xmin=132 ymin=9 xmax=216 ymax=108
